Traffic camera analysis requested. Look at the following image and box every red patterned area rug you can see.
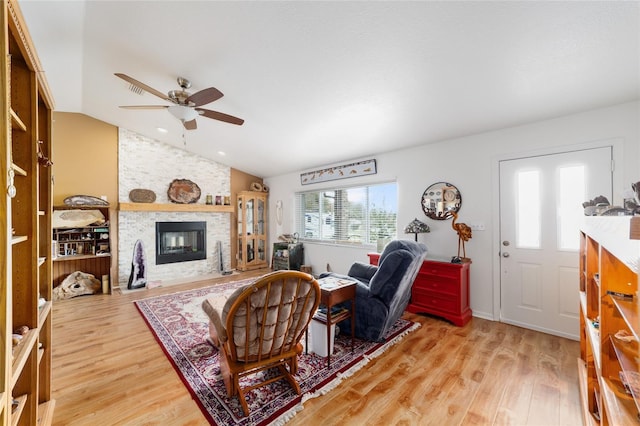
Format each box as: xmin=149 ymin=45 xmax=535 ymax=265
xmin=134 ymin=278 xmax=420 ymax=425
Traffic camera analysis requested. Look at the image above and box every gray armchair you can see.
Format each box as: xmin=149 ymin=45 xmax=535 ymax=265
xmin=321 ymin=239 xmax=427 ymax=342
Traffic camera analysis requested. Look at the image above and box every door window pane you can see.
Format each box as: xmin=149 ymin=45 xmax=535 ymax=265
xmin=517 ymin=170 xmax=540 ymax=248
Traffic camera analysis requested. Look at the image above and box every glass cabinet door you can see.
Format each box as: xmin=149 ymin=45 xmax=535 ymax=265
xmin=247 ymin=239 xmax=255 ymax=262
xmin=237 ymin=198 xmax=243 ymax=236
xmin=237 ymin=198 xmax=243 ymax=263
xmin=236 ymin=191 xmax=267 ymax=271
xmin=246 ymin=198 xmax=254 ymax=235
xmin=257 ymin=197 xmax=264 ymax=235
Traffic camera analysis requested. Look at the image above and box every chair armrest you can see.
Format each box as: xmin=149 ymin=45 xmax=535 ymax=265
xmin=202 ymin=296 xmax=229 ymax=343
xmin=348 ymin=261 xmax=378 ymax=283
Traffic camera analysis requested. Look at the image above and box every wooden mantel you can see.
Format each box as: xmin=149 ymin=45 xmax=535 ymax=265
xmin=119 ymin=202 xmax=234 ymax=213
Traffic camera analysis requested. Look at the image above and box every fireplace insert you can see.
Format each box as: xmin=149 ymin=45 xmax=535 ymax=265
xmin=155 ymin=221 xmax=206 ymax=265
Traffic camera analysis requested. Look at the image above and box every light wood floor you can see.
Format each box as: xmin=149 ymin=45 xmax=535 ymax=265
xmin=51 ymin=269 xmax=582 ymax=425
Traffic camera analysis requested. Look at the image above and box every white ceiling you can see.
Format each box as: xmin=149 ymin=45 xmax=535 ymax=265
xmin=19 ymin=1 xmax=640 ymax=178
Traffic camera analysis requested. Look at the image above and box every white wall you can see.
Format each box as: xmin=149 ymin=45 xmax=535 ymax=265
xmin=265 ymin=101 xmax=639 ymax=320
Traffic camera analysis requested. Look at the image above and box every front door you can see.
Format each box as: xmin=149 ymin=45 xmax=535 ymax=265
xmin=499 ymin=146 xmax=612 ymax=339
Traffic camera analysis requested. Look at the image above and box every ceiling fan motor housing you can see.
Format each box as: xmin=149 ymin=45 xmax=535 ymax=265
xmin=168 ymin=89 xmax=192 ymax=105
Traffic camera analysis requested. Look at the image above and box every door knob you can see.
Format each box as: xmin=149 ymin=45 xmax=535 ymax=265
xmin=502 ymin=252 xmax=510 ymax=258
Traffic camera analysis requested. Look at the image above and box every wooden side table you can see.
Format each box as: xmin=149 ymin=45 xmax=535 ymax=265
xmin=308 ymin=277 xmax=356 ymax=368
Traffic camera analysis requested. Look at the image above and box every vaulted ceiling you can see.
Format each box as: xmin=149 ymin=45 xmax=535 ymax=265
xmin=19 ymin=1 xmax=640 ymax=178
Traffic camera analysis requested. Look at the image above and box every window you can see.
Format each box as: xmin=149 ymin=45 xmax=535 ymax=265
xmin=295 ymin=182 xmax=397 ymax=247
xmin=516 ymin=169 xmax=541 ymax=249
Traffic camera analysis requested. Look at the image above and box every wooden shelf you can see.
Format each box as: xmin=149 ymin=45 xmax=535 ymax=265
xmin=10 ymin=394 xmax=27 ymax=426
xmin=601 ymin=377 xmax=638 ymax=425
xmin=11 ymin=163 xmax=26 ymax=176
xmin=579 ymin=290 xmax=588 ymax=316
xmin=10 ymin=108 xmax=26 ymax=131
xmin=610 ymin=296 xmax=639 ymax=340
xmin=53 ymin=253 xmax=111 ymax=262
xmin=10 ymin=329 xmax=38 ymax=388
xmin=38 ymin=302 xmax=51 ymax=329
xmin=578 ymin=359 xmax=600 ymax=426
xmin=119 ymin=202 xmax=233 ymax=213
xmin=11 ymin=235 xmax=27 ymax=245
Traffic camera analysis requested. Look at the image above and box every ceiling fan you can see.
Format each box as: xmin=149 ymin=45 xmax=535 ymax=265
xmin=115 ymin=73 xmax=244 ymax=130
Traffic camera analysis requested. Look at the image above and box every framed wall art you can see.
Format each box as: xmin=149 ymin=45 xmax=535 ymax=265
xmin=300 ymin=159 xmax=377 ymax=185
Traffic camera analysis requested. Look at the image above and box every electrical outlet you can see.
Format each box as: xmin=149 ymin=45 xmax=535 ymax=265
xmin=470 ymin=223 xmax=485 ymax=231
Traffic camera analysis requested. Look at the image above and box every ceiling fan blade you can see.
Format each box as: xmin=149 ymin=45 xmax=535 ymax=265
xmin=186 ymin=87 xmax=223 ymax=107
xmin=119 ymin=105 xmax=169 ymax=109
xmin=183 ymin=119 xmax=197 ymax=130
xmin=196 ymin=108 xmax=244 ymax=126
xmin=114 ymin=73 xmax=172 ymax=102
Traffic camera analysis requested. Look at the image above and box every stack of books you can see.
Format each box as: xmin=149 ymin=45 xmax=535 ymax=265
xmin=314 ymin=305 xmax=348 ymax=321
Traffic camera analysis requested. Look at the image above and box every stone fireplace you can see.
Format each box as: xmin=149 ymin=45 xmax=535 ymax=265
xmin=117 ymin=128 xmax=231 ymax=286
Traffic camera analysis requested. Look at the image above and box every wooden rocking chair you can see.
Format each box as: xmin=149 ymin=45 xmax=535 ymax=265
xmin=202 ymin=271 xmax=321 ymax=416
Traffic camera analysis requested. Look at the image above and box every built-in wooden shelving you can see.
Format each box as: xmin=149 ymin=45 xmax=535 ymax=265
xmin=2 ymin=0 xmax=55 ymax=424
xmin=578 ymin=217 xmax=639 ymax=425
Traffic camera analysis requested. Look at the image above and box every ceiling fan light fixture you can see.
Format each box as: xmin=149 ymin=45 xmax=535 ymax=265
xmin=167 ymin=105 xmax=198 ymax=122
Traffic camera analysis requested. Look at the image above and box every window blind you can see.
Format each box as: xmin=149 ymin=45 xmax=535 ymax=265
xmin=295 ymin=181 xmax=398 ymax=246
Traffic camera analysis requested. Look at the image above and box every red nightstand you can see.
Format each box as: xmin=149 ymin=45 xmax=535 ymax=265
xmin=367 ymin=253 xmax=472 ymax=326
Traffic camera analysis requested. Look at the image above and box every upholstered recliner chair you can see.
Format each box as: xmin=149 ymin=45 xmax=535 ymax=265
xmin=201 ymin=270 xmax=320 ymax=417
xmin=322 ymin=239 xmax=427 ymax=342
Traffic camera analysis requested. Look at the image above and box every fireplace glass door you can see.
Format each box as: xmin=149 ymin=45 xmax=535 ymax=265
xmin=156 ymin=221 xmax=206 ymax=265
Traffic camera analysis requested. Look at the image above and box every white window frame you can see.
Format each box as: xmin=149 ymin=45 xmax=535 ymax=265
xmin=295 ymin=181 xmax=398 ymax=248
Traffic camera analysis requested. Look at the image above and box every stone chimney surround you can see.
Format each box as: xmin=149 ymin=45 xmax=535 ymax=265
xmin=117 ymin=128 xmax=231 ymax=286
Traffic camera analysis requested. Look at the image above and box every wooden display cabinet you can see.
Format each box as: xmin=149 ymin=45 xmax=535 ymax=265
xmin=578 ymin=217 xmax=639 ymax=425
xmin=1 ymin=0 xmax=56 ymax=424
xmin=236 ymin=191 xmax=268 ymax=271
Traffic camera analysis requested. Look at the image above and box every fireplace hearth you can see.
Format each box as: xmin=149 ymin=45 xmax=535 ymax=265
xmin=156 ymin=221 xmax=206 ymax=265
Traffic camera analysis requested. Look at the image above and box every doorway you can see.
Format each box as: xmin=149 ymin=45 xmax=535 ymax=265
xmin=498 ymin=146 xmax=613 ymax=339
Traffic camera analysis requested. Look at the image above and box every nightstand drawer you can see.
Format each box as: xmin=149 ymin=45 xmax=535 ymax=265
xmin=411 ymin=289 xmax=458 ymax=314
xmin=414 ymin=273 xmax=457 ymax=296
xmin=421 ymin=262 xmax=460 ymax=279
